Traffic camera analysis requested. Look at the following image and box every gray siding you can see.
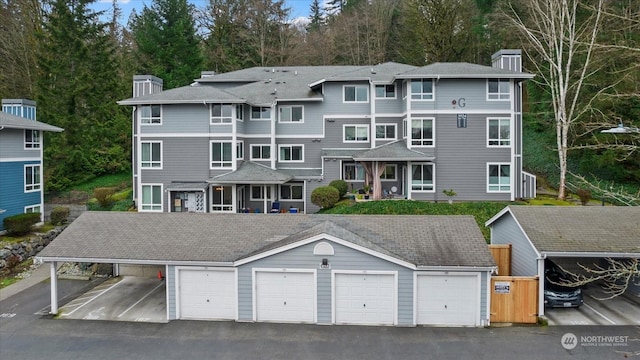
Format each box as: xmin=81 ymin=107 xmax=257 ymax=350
xmin=481 ymin=271 xmax=488 ymax=321
xmin=275 ymin=102 xmax=324 ymax=136
xmin=140 ymin=104 xmax=210 ymax=134
xmin=411 ymin=79 xmax=512 ymax=112
xmin=237 ymin=240 xmax=415 ymax=325
xmin=139 ymin=137 xmax=211 ymax=184
xmin=167 ymin=266 xmax=177 ymax=320
xmin=323 ymin=118 xmax=372 ymax=150
xmin=322 ymin=83 xmax=372 ymax=116
xmin=275 ymin=138 xmax=324 ymax=169
xmin=0 ymin=129 xmax=40 ymax=159
xmin=490 ymin=214 xmax=539 ymax=276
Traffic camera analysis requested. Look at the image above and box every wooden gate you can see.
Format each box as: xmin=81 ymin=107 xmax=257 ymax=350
xmin=490 ymin=276 xmax=538 ymax=323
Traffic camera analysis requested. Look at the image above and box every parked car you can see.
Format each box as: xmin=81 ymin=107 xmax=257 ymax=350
xmin=543 ymin=259 xmax=584 ymax=308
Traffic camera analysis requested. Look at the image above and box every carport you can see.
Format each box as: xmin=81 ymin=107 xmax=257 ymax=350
xmin=486 ymin=206 xmax=640 ymax=318
xmin=36 ymin=211 xmax=497 ymax=327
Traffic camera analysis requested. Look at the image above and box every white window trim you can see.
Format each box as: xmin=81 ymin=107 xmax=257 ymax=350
xmin=410 ymin=79 xmax=435 ymax=101
xmin=410 ymin=117 xmax=435 ymax=147
xmin=210 ymin=104 xmax=233 ymax=124
xmin=411 ymin=163 xmax=435 ymax=192
xmin=25 ymin=204 xmax=41 ymax=214
xmin=278 ymin=144 xmax=304 ymax=163
xmin=236 ymin=141 xmax=244 ymax=160
xmin=250 ymin=106 xmax=271 ymax=121
xmin=343 ymin=84 xmax=369 ymax=103
xmin=250 ymin=185 xmax=273 ymax=201
xmin=487 ymin=117 xmax=511 ymax=148
xmin=279 ymin=183 xmax=304 ymax=201
xmin=140 ymin=183 xmax=163 ymax=212
xmin=24 ymin=130 xmax=41 ymax=150
xmin=343 ymin=163 xmax=365 ymax=182
xmin=236 ymin=104 xmax=244 ymax=122
xmin=343 ymin=124 xmax=370 ymax=143
xmin=487 ymin=79 xmax=510 ymax=101
xmin=375 ymin=123 xmax=397 ymax=140
xmin=210 ymin=140 xmax=234 ymax=169
xmin=487 ymin=163 xmax=511 ymax=193
xmin=278 ymin=105 xmax=304 ymax=123
xmin=141 ymin=141 xmax=163 ymax=169
xmin=381 ymin=164 xmax=397 ymax=181
xmin=140 ymin=104 xmax=162 ymax=125
xmin=250 ymin=144 xmax=272 ymax=161
xmin=24 ymin=164 xmax=41 ymax=192
xmin=375 ymin=84 xmax=397 ymax=99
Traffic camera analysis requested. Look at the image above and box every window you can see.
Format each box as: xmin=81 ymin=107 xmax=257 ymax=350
xmin=141 ymin=141 xmax=162 ymax=168
xmin=140 ymin=105 xmax=161 ymax=124
xmin=375 ymin=124 xmax=396 ymax=140
xmin=344 ymin=85 xmax=368 ymax=103
xmin=141 ymin=184 xmax=162 ymax=211
xmin=251 ymin=145 xmax=271 ymax=160
xmin=411 ymin=79 xmax=433 ymax=100
xmin=280 ymin=183 xmax=303 ymax=200
xmin=212 ymin=185 xmax=233 ymax=212
xmin=236 ymin=104 xmax=244 ymax=121
xmin=24 ymin=130 xmax=40 ymax=149
xmin=411 ymin=163 xmax=434 ymax=191
xmin=344 ymin=125 xmax=369 ymax=143
xmin=411 ymin=118 xmax=434 ymax=146
xmin=25 ymin=205 xmax=41 ymax=214
xmin=211 ymin=104 xmax=233 ymax=124
xmin=375 ymin=84 xmax=396 ymax=99
xmin=488 ymin=79 xmax=510 ymax=100
xmin=236 ymin=141 xmax=244 ymax=159
xmin=25 ymin=165 xmax=40 ymax=192
xmin=279 ymin=145 xmax=304 ymax=162
xmin=211 ymin=141 xmax=233 ymax=168
xmin=279 ymin=106 xmax=303 ymax=123
xmin=488 ymin=164 xmax=511 ymax=192
xmin=251 ymin=106 xmax=271 ymax=120
xmin=251 ymin=185 xmax=272 ymax=200
xmin=488 ymin=118 xmax=511 ymax=147
xmin=343 ymin=163 xmax=365 ymax=181
xmin=380 ymin=165 xmax=397 ymax=181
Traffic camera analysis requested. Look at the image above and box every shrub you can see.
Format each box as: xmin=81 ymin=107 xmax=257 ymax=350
xmin=3 ymin=212 xmax=41 ymax=235
xmin=328 ymin=180 xmax=348 ymax=197
xmin=93 ymin=187 xmax=116 ymax=208
xmin=311 ymin=186 xmax=340 ymax=209
xmin=50 ymin=207 xmax=70 ymax=225
xmin=576 ymin=189 xmax=591 ymax=206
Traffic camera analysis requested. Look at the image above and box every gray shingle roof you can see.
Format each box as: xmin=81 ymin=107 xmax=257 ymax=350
xmin=0 ymin=112 xmax=63 ymax=132
xmin=352 ymin=140 xmax=435 ymax=161
xmin=278 ymin=168 xmax=322 ymax=179
xmin=164 ymin=182 xmax=209 ymax=191
xmin=37 ymin=212 xmax=495 ymax=268
xmin=493 ymin=206 xmax=640 ymax=254
xmin=209 ymin=161 xmax=293 ymax=184
xmin=118 ymin=84 xmax=242 ymax=105
xmin=398 ymin=62 xmax=534 ymax=79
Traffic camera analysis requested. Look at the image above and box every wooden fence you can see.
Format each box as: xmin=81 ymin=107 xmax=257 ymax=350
xmin=490 ymin=276 xmax=539 ymax=324
xmin=489 ymin=244 xmax=511 ymax=276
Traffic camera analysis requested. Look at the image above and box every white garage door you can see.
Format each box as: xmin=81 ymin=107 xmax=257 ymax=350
xmin=334 ymin=273 xmax=395 ymax=325
xmin=178 ymin=269 xmax=236 ymax=320
xmin=255 ymin=271 xmax=315 ymax=323
xmin=416 ymin=274 xmax=478 ymax=326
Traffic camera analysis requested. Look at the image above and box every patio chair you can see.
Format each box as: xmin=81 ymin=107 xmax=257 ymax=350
xmin=270 ymin=202 xmax=281 ymax=213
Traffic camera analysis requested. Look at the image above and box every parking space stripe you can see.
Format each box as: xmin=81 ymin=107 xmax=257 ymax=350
xmin=117 ymin=282 xmax=165 ymax=319
xmin=62 ymin=280 xmax=124 ymax=316
xmin=583 ymin=303 xmax=616 ymax=325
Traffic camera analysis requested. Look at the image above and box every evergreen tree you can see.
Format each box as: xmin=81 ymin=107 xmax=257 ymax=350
xmin=129 ymin=0 xmax=203 ymax=89
xmin=37 ymin=0 xmax=130 ymax=191
xmin=307 ymin=0 xmax=324 ymax=32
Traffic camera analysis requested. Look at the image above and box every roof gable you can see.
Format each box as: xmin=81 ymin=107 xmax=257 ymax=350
xmin=0 ymin=111 xmax=63 ymax=132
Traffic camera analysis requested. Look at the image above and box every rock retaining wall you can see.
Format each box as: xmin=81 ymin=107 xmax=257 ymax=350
xmin=0 ymin=227 xmax=65 ymax=270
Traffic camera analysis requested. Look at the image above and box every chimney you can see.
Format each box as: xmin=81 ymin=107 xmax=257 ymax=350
xmin=133 ymin=75 xmax=163 ymax=98
xmin=2 ymin=98 xmax=36 ymax=120
xmin=492 ymin=49 xmax=522 ymax=72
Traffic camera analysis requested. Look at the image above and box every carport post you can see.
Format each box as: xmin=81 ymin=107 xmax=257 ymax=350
xmin=537 ymin=258 xmax=545 ymax=317
xmin=50 ymin=261 xmax=58 ymax=314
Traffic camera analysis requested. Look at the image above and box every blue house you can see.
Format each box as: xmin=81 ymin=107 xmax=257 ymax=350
xmin=0 ymin=99 xmax=63 ymax=231
xmin=119 ymin=50 xmax=535 ymax=214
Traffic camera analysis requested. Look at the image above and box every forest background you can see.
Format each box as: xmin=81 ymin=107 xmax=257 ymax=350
xmin=1 ymin=0 xmax=638 ymax=201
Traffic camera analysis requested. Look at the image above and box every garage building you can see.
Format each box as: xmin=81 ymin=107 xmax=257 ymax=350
xmin=37 ymin=212 xmax=496 ymax=327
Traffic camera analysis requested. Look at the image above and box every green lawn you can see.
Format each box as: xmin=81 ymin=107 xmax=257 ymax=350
xmin=318 ymin=200 xmax=519 ymax=241
xmin=69 ymin=172 xmax=131 ymax=193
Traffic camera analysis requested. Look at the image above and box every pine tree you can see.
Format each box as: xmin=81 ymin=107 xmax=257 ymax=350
xmin=129 ymin=0 xmax=203 ymax=89
xmin=307 ymin=0 xmax=324 ymax=32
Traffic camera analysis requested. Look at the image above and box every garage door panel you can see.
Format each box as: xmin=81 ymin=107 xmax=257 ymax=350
xmin=416 ymin=274 xmax=477 ymax=326
xmin=179 ymin=269 xmax=236 ymax=320
xmin=255 ymin=271 xmax=315 ymax=323
xmin=334 ymin=273 xmax=395 ymax=325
